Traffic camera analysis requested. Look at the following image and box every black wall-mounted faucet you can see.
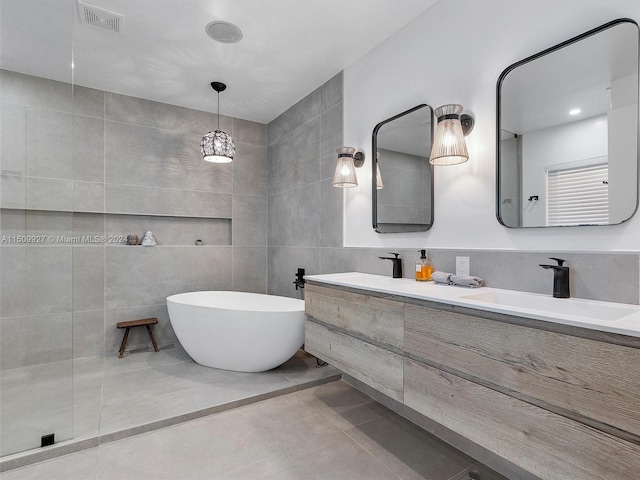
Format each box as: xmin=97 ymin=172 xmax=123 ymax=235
xmin=379 ymin=252 xmax=403 ymax=278
xmin=293 ymin=268 xmax=306 ymax=290
xmin=539 ymin=257 xmax=570 ymax=298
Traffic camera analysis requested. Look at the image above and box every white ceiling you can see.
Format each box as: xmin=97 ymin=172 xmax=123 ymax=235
xmin=0 ymin=0 xmax=439 ymax=123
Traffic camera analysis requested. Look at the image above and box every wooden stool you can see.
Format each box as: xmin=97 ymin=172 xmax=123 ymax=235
xmin=117 ymin=317 xmax=160 ymax=358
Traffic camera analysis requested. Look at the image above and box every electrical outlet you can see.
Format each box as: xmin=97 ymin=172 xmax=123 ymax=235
xmin=456 ymin=256 xmax=470 ymax=276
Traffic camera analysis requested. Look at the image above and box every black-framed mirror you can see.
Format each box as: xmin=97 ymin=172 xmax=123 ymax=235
xmin=497 ymin=18 xmax=639 ymax=228
xmin=372 ymin=104 xmax=434 ymax=233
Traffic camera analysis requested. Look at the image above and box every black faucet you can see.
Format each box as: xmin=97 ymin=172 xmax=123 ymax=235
xmin=293 ymin=268 xmax=305 ymax=290
xmin=378 ymin=252 xmax=403 ymax=278
xmin=539 ymin=257 xmax=570 ymax=298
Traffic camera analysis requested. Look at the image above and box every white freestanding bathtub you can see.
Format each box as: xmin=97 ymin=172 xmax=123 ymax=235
xmin=166 ymin=291 xmax=305 ymax=372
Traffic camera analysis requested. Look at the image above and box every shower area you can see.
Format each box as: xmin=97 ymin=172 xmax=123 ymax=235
xmin=0 ymin=0 xmax=310 ymax=464
xmin=0 ymin=0 xmax=76 ymax=457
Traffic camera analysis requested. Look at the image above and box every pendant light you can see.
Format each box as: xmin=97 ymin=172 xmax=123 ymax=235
xmin=201 ymin=81 xmax=236 ymax=163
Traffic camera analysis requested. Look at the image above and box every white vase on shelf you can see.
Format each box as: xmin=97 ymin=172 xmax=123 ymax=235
xmin=141 ymin=231 xmax=156 ymax=247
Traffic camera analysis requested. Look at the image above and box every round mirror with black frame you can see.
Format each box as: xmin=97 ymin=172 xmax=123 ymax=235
xmin=496 ymin=18 xmax=639 ymax=228
xmin=372 ymin=104 xmax=434 ymax=233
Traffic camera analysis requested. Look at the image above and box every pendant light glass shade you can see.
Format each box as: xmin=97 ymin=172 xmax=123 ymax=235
xmin=332 ymin=147 xmax=358 ymax=187
xmin=201 ymin=129 xmax=236 ymax=163
xmin=201 ymin=81 xmax=236 ymax=163
xmin=429 ymin=104 xmax=469 ymax=166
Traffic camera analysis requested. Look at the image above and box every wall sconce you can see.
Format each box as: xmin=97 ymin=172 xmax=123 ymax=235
xmin=375 ymin=152 xmax=384 ymax=190
xmin=332 ymin=146 xmax=365 ymax=188
xmin=428 ymin=104 xmax=475 ymax=166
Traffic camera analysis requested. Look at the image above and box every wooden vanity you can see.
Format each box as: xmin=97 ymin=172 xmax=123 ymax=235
xmin=304 ymin=278 xmax=640 ymax=480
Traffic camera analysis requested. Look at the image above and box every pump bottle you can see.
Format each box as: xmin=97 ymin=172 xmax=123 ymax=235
xmin=415 ymin=249 xmax=433 ymax=281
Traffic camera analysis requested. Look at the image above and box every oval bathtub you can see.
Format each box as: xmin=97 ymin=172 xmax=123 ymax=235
xmin=166 ymin=291 xmax=305 ymax=373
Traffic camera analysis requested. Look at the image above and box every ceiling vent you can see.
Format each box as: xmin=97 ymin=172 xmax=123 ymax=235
xmin=77 ymin=1 xmax=124 ymax=34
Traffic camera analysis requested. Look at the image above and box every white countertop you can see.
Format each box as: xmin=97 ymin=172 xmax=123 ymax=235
xmin=305 ymin=272 xmax=640 ymax=339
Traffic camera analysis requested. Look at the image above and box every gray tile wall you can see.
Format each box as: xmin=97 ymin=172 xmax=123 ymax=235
xmin=267 ymin=72 xmax=640 ymax=305
xmin=266 ymin=73 xmax=343 ymax=298
xmin=0 ymin=70 xmax=268 ymax=368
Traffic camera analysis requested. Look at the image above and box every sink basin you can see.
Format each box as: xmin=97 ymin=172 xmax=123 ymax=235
xmin=461 ymin=290 xmax=638 ymax=322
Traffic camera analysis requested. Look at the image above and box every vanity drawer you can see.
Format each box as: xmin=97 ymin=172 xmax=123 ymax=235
xmin=305 ymin=284 xmax=404 ymax=350
xmin=305 ymin=320 xmax=403 ymax=401
xmin=404 ymin=358 xmax=640 ymax=480
xmin=405 ymin=304 xmax=640 ymax=441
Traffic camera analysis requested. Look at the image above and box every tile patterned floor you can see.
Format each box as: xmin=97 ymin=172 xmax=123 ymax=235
xmin=1 ymin=380 xmax=507 ymax=480
xmin=1 ymin=346 xmax=340 ymax=469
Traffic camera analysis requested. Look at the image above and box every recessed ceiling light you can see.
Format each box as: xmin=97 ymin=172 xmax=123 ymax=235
xmin=205 ymin=21 xmax=243 ymax=44
xmin=569 ymin=108 xmax=581 ymax=115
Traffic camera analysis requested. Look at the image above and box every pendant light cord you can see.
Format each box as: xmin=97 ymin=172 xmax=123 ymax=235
xmin=217 ymin=91 xmax=220 ymax=130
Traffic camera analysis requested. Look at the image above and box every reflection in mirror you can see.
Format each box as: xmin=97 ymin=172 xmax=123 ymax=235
xmin=372 ymin=104 xmax=434 ymax=233
xmin=497 ymin=19 xmax=639 ymax=228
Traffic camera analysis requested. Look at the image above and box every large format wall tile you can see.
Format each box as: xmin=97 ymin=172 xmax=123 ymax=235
xmin=233 ymin=118 xmax=267 ymax=146
xmin=0 ymin=245 xmax=26 ymax=318
xmin=73 ymin=115 xmax=105 ymax=182
xmin=73 ymin=309 xmax=105 ymax=358
xmin=0 ymin=208 xmax=25 ymax=237
xmin=104 ymin=92 xmax=218 ymax=135
xmin=0 ymin=103 xmax=26 ymax=174
xmin=320 ymin=179 xmax=342 ymax=248
xmin=233 ymin=143 xmax=267 ymax=196
xmin=105 ymin=121 xmax=232 ymax=193
xmin=26 ymin=246 xmax=72 ymax=315
xmin=0 ymin=313 xmax=72 ymax=369
xmin=25 ymin=177 xmax=73 ymax=211
xmin=72 ymin=85 xmax=104 ymax=119
xmin=232 ymin=246 xmax=267 ymax=294
xmin=23 ymin=210 xmax=73 ymax=246
xmin=268 ymin=183 xmax=321 ymax=248
xmin=233 ymin=195 xmax=267 ymax=247
xmin=267 ymin=246 xmax=319 ymax=298
xmin=268 ymin=116 xmax=320 ymax=195
xmin=72 ymin=212 xmax=106 ymax=239
xmin=320 ymin=247 xmax=398 ymax=278
xmin=26 ymin=109 xmax=73 ymax=179
xmin=105 ymin=184 xmax=232 ymax=218
xmin=320 ymin=103 xmax=343 ymax=180
xmin=0 ymin=174 xmax=25 ymax=209
xmin=73 ymin=246 xmax=105 ymax=312
xmin=73 ymin=181 xmax=105 ymax=213
xmin=268 ymin=88 xmax=321 ymax=146
xmin=105 ymin=246 xmax=232 ymax=309
xmin=321 ymin=72 xmax=343 ymax=113
xmin=0 ymin=70 xmax=73 ymax=112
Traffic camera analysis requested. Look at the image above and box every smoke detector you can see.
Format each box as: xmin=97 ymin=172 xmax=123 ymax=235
xmin=77 ymin=1 xmax=124 ymax=34
xmin=205 ymin=21 xmax=243 ymax=44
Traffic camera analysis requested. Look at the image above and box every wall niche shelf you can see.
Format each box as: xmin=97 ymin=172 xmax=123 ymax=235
xmin=0 ymin=209 xmax=232 ymax=247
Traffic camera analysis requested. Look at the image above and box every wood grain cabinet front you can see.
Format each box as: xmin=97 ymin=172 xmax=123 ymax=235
xmin=305 ymin=284 xmax=404 ymax=350
xmin=405 ymin=303 xmax=640 ymax=442
xmin=304 ymin=282 xmax=640 ymax=479
xmin=404 ymin=358 xmax=640 ymax=480
xmin=304 ymin=321 xmax=403 ymax=401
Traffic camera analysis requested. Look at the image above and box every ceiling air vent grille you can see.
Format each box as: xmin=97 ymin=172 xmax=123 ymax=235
xmin=77 ymin=1 xmax=124 ymax=33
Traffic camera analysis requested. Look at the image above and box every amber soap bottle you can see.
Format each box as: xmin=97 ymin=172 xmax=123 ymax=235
xmin=415 ymin=249 xmax=433 ymax=282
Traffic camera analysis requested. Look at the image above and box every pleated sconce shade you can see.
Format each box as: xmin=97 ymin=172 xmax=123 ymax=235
xmin=332 ymin=147 xmax=358 ymax=187
xmin=429 ymin=104 xmax=469 ymax=166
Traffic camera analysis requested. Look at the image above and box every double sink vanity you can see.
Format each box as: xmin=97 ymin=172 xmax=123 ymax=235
xmin=316 ymin=16 xmax=640 ymax=480
xmin=303 ymin=272 xmax=640 ymax=480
